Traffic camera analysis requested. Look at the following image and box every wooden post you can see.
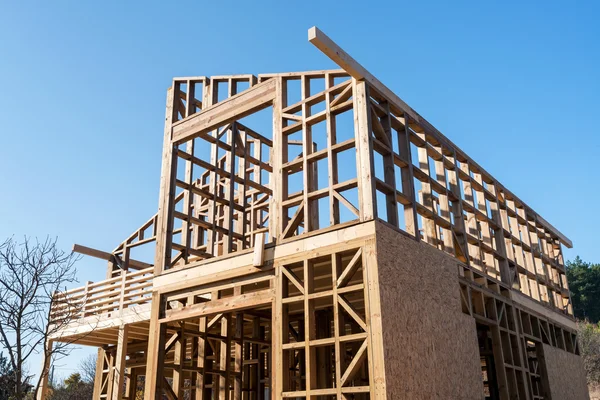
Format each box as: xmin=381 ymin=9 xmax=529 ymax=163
xmin=154 ymin=86 xmax=178 ymax=274
xmin=118 ymin=272 xmax=127 ymax=315
xmin=219 ymin=315 xmax=230 ymax=400
xmin=93 ymin=348 xmax=106 ymax=400
xmin=303 ymin=259 xmax=316 ymax=397
xmin=143 ymin=292 xmax=167 ymax=400
xmin=362 ymin=239 xmax=387 ymax=400
xmin=172 ymin=322 xmax=185 ymax=398
xmin=398 ymin=115 xmax=420 ymax=239
xmin=112 ymin=325 xmax=129 ymax=400
xmin=272 ymin=267 xmax=285 ymax=398
xmin=270 ymin=77 xmax=284 ymax=241
xmin=233 ymin=312 xmax=244 ymax=400
xmin=417 ymin=146 xmax=437 ymax=245
xmin=195 ymin=316 xmax=207 ymax=400
xmin=353 ymin=79 xmax=375 ymax=221
xmin=105 ymin=351 xmax=115 ymax=400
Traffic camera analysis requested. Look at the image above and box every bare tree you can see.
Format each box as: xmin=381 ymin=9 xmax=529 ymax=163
xmin=0 ymin=237 xmax=81 ymax=400
xmin=78 ymin=354 xmax=97 ymax=384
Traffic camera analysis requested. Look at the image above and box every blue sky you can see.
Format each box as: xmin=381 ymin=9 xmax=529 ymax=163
xmin=1 ymin=0 xmax=598 ymax=380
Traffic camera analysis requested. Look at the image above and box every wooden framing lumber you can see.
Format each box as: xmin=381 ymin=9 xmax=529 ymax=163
xmin=172 ymin=79 xmax=276 ymax=145
xmin=73 ymin=244 xmax=152 ymax=270
xmin=46 ymin=27 xmax=583 ymax=400
xmin=111 ymin=325 xmax=128 ymax=400
xmin=161 ymin=289 xmax=274 ymax=324
xmin=307 ymin=26 xmax=572 ymax=249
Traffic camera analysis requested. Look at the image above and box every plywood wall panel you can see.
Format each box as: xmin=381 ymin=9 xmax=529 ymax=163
xmin=542 ymin=344 xmax=590 ymax=400
xmin=374 ymin=222 xmax=484 ymax=399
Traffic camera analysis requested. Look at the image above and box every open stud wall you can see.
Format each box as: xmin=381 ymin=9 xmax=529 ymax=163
xmin=152 ymin=67 xmax=572 ymax=317
xmin=40 ymin=27 xmax=585 ymax=400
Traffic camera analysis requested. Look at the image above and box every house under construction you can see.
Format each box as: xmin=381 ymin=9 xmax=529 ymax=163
xmin=42 ymin=27 xmax=590 ymax=400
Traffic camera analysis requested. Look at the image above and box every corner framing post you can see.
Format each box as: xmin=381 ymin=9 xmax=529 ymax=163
xmin=270 ymin=77 xmax=284 ymax=241
xmin=362 ymin=238 xmax=387 ymax=399
xmin=353 ymin=79 xmax=376 ymax=221
xmin=154 ymin=85 xmax=178 ymax=275
xmin=144 ymin=86 xmax=176 ymax=400
xmin=144 ymin=86 xmax=177 ymax=399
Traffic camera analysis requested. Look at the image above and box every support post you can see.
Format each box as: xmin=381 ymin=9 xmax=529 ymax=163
xmin=144 ymin=292 xmax=167 ymax=400
xmin=362 ymin=239 xmax=387 ymax=399
xmin=93 ymin=348 xmax=106 ymax=400
xmin=112 ymin=325 xmax=129 ymax=400
xmin=270 ymin=77 xmax=284 ymax=241
xmin=154 ymin=86 xmax=178 ymax=274
xmin=352 ymin=79 xmax=376 ymax=221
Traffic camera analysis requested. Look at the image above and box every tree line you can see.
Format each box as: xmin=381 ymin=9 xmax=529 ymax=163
xmin=566 ymin=256 xmax=600 ymax=390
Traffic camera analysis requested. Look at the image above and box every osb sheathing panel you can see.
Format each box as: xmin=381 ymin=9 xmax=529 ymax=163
xmin=542 ymin=344 xmax=590 ymax=400
xmin=374 ymin=222 xmax=483 ymax=399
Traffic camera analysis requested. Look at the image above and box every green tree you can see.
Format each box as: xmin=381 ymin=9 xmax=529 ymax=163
xmin=566 ymin=256 xmax=600 ymax=322
xmin=63 ymin=374 xmax=82 ymax=390
xmin=0 ymin=352 xmax=15 ymax=400
xmin=577 ymin=321 xmax=600 ymax=387
xmin=0 ymin=352 xmax=32 ymax=400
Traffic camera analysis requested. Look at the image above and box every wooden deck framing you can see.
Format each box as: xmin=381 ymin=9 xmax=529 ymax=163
xmin=43 ymin=26 xmax=584 ymax=400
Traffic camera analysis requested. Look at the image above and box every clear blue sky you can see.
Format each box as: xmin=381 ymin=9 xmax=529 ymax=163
xmin=1 ymin=0 xmax=598 ymax=380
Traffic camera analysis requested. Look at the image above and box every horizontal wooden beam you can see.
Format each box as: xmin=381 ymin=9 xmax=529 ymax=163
xmin=160 ymin=289 xmax=274 ymax=323
xmin=73 ymin=244 xmax=152 ymax=270
xmin=153 ymin=221 xmax=377 ymax=293
xmin=171 ymin=78 xmax=277 ymax=144
xmin=536 ymin=215 xmax=573 ymax=249
xmin=308 ymin=26 xmax=573 ymax=248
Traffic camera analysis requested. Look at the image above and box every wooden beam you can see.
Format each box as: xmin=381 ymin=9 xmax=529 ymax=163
xmin=73 ymin=244 xmax=151 ymax=270
xmin=308 ymin=26 xmax=572 ymax=249
xmin=308 ymin=26 xmax=418 ymax=123
xmin=172 ymin=79 xmax=277 ymax=145
xmin=161 ymin=289 xmax=275 ymax=324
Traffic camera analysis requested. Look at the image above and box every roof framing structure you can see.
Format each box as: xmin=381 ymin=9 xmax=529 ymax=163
xmin=39 ymin=26 xmax=585 ymax=400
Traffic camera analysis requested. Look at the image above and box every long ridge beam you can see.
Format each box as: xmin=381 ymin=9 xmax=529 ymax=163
xmin=308 ymin=26 xmax=572 ymax=248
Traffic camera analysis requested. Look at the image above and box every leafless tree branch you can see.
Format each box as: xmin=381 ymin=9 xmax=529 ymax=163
xmin=0 ymin=236 xmax=82 ymax=400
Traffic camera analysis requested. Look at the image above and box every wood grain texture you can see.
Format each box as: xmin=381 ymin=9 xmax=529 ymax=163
xmin=542 ymin=344 xmax=590 ymax=400
xmin=374 ymin=221 xmax=483 ymax=399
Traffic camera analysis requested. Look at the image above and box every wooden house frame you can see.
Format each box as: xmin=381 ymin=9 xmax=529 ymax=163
xmin=42 ymin=27 xmax=589 ymax=400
